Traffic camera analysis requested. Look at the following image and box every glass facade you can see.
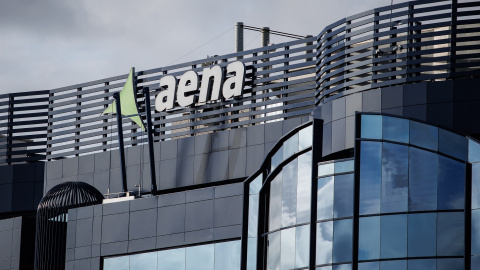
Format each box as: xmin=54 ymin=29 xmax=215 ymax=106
xmin=103 ymin=240 xmax=241 ymax=270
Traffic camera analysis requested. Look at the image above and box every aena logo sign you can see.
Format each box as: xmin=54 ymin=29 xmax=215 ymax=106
xmin=155 ymin=61 xmax=246 ymax=112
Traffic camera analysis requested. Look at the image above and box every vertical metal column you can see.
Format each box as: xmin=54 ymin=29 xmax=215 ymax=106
xmin=236 ymin=22 xmax=244 ymax=59
xmin=113 ymin=92 xmax=128 ymax=193
xmin=143 ymin=87 xmax=158 ymax=195
xmin=261 ymin=27 xmax=270 ymax=47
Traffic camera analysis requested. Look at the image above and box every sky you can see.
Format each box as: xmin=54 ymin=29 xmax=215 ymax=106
xmin=0 ymin=0 xmax=407 ymax=94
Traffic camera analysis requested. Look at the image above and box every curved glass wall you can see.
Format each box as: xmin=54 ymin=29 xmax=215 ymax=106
xmin=103 ymin=240 xmax=241 ymax=270
xmin=244 ymin=123 xmax=313 ymax=270
xmin=357 ymin=114 xmax=475 ymax=269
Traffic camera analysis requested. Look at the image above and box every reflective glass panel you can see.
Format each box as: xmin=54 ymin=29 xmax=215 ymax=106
xmin=381 ymin=143 xmax=408 ymax=213
xmin=297 ymin=152 xmax=312 ymax=224
xmin=383 ymin=116 xmax=409 ymax=143
xmin=317 ymin=176 xmax=334 ymax=220
xmin=299 ymin=125 xmax=313 ymax=150
xmin=381 ymin=215 xmax=407 ymax=259
xmin=472 ymin=210 xmax=480 ymax=255
xmin=333 ymin=265 xmax=352 ymax=270
xmin=316 ymin=267 xmax=332 ymax=270
xmin=214 ymin=241 xmax=240 ymax=270
xmin=271 ymin=146 xmax=283 ymax=171
xmin=130 ymin=252 xmax=156 ymax=270
xmin=158 ymin=248 xmax=185 ymax=270
xmin=295 ymin=225 xmax=310 ymax=268
xmin=284 ymin=133 xmax=299 ymax=159
xmin=358 ymin=216 xmax=380 ymax=260
xmin=407 ymin=259 xmax=436 ymax=270
xmin=439 ymin=128 xmax=468 ymax=161
xmin=334 ymin=174 xmax=354 ymax=218
xmin=248 ymin=194 xmax=259 ymax=237
xmin=249 ymin=174 xmax=262 ymax=195
xmin=437 ymin=258 xmax=464 ymax=270
xmin=104 ymin=256 xmax=129 ymax=270
xmin=408 ymin=213 xmax=437 ymax=257
xmin=473 ymin=163 xmax=480 ymax=209
xmin=469 ymin=139 xmax=480 ymax=163
xmin=359 ymin=141 xmax=382 ymax=215
xmin=358 ymin=262 xmax=379 ymax=270
xmin=437 ymin=155 xmax=465 ymax=210
xmin=472 ymin=256 xmax=480 ymax=269
xmin=318 ymin=163 xmax=334 ymax=177
xmin=410 ymin=121 xmax=438 ymax=151
xmin=267 ymin=231 xmax=280 ymax=270
xmin=269 ymin=173 xmax=282 ymax=231
xmin=409 ymin=148 xmax=437 ymax=211
xmin=316 ymin=221 xmax=333 ymax=265
xmin=361 ymin=115 xmax=382 ymax=139
xmin=246 ymin=238 xmax=257 ymax=270
xmin=281 ymin=228 xmax=296 ymax=270
xmin=334 ymin=160 xmax=354 ymax=174
xmin=186 ymin=245 xmax=214 ymax=270
xmin=380 ymin=260 xmax=406 ymax=270
xmin=333 ymin=219 xmax=352 ymax=263
xmin=437 ymin=212 xmax=464 ymax=256
xmin=282 ymin=160 xmax=297 ymax=227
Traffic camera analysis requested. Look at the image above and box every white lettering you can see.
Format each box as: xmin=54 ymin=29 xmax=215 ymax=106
xmin=222 ymin=61 xmax=246 ymax=99
xmin=177 ymin=71 xmax=199 ymax=107
xmin=199 ymin=65 xmax=223 ymax=104
xmin=155 ymin=75 xmax=176 ymax=111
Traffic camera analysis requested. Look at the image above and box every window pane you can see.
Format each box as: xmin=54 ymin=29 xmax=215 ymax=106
xmin=408 ymin=213 xmax=437 ymax=257
xmin=437 ymin=156 xmax=465 ymax=210
xmin=358 ymin=261 xmax=379 ymax=270
xmin=469 ymin=139 xmax=480 ymax=163
xmin=333 ymin=264 xmax=352 ymax=270
xmin=472 ymin=256 xmax=480 ymax=269
xmin=335 ymin=160 xmax=354 ymax=174
xmin=316 ymin=266 xmax=332 ymax=270
xmin=383 ymin=116 xmax=409 ymax=143
xmin=437 ymin=212 xmax=464 ymax=256
xmin=271 ymin=146 xmax=283 ymax=171
xmin=284 ymin=133 xmax=299 ymax=159
xmin=269 ymin=173 xmax=282 ymax=231
xmin=249 ymin=174 xmax=262 ymax=195
xmin=316 ymin=221 xmax=333 ymax=265
xmin=334 ymin=174 xmax=354 ymax=218
xmin=472 ymin=210 xmax=480 ymax=255
xmin=318 ymin=163 xmax=334 ymax=177
xmin=317 ymin=176 xmax=334 ymax=221
xmin=267 ymin=231 xmax=280 ymax=270
xmin=281 ymin=228 xmax=296 ymax=270
xmin=359 ymin=216 xmax=380 ymax=261
xmin=295 ymin=225 xmax=310 ymax=268
xmin=215 ymin=241 xmax=240 ymax=270
xmin=186 ymin=245 xmax=213 ymax=270
xmin=246 ymin=238 xmax=257 ymax=270
xmin=299 ymin=125 xmax=313 ymax=150
xmin=409 ymin=148 xmax=437 ymax=211
xmin=158 ymin=248 xmax=185 ymax=270
xmin=473 ymin=163 xmax=480 ymax=209
xmin=360 ymin=141 xmax=382 ymax=215
xmin=248 ymin=194 xmax=259 ymax=237
xmin=381 ymin=215 xmax=407 ymax=259
xmin=130 ymin=252 xmax=157 ymax=270
xmin=297 ymin=152 xmax=312 ymax=224
xmin=333 ymin=219 xmax=353 ymax=263
xmin=410 ymin=121 xmax=438 ymax=151
xmin=282 ymin=161 xmax=297 ymax=227
xmin=439 ymin=128 xmax=467 ymax=161
xmin=104 ymin=256 xmax=129 ymax=270
xmin=407 ymin=259 xmax=436 ymax=270
xmin=381 ymin=143 xmax=408 ymax=213
xmin=380 ymin=260 xmax=406 ymax=270
xmin=361 ymin=115 xmax=382 ymax=139
xmin=437 ymin=258 xmax=464 ymax=270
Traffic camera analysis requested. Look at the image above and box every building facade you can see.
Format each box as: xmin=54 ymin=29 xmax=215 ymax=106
xmin=0 ymin=0 xmax=480 ymax=269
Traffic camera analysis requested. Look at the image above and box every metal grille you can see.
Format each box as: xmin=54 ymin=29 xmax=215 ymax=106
xmin=0 ymin=91 xmax=49 ymax=164
xmin=316 ymin=0 xmax=480 ymax=104
xmin=34 ymin=181 xmax=104 ymax=270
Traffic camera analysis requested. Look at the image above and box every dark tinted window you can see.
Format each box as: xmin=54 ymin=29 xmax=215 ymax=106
xmin=383 ymin=116 xmax=409 ymax=143
xmin=333 ymin=219 xmax=352 ymax=263
xmin=381 ymin=215 xmax=407 ymax=259
xmin=334 ymin=174 xmax=354 ymax=218
xmin=437 ymin=156 xmax=465 ymax=210
xmin=439 ymin=128 xmax=467 ymax=161
xmin=359 ymin=142 xmax=381 ymax=215
xmin=361 ymin=115 xmax=382 ymax=139
xmin=408 ymin=213 xmax=437 ymax=257
xmin=410 ymin=121 xmax=438 ymax=151
xmin=437 ymin=212 xmax=464 ymax=256
xmin=409 ymin=148 xmax=437 ymax=211
xmin=359 ymin=216 xmax=380 ymax=260
xmin=381 ymin=143 xmax=408 ymax=213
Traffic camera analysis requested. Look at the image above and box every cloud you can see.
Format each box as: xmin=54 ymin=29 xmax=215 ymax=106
xmin=0 ymin=0 xmax=405 ymax=93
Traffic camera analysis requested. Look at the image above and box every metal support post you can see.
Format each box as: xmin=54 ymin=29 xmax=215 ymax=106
xmin=114 ymin=92 xmax=128 ymax=194
xmin=143 ymin=87 xmax=158 ymax=195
